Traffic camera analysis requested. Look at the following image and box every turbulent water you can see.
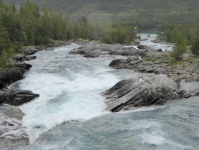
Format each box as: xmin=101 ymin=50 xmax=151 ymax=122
xmin=8 ymin=33 xmax=199 ymax=150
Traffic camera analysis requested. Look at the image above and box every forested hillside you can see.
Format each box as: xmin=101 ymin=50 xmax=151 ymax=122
xmin=3 ymin=0 xmax=199 ymax=23
xmin=0 ymin=0 xmax=137 ymax=68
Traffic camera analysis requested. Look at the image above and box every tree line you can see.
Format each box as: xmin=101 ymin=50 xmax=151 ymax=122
xmin=157 ymin=24 xmax=199 ymax=61
xmin=4 ymin=0 xmax=199 ymax=24
xmin=0 ymin=0 xmax=137 ymax=68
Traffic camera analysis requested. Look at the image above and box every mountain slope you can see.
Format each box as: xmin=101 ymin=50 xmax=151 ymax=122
xmin=3 ymin=0 xmax=199 ymax=23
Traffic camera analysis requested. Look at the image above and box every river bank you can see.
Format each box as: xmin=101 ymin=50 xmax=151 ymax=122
xmin=68 ymin=38 xmax=199 ymax=112
xmin=1 ymin=36 xmax=199 ymax=149
xmin=0 ymin=41 xmax=72 ymax=149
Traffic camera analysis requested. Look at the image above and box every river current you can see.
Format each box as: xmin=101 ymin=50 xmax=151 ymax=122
xmin=8 ymin=30 xmax=199 ymax=150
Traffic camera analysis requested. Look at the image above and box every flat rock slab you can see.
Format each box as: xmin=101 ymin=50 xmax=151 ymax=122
xmin=103 ymin=75 xmax=186 ymax=112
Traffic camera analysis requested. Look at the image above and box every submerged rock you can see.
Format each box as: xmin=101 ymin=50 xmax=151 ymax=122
xmin=0 ymin=90 xmax=39 ymax=106
xmin=103 ymin=75 xmax=185 ymax=112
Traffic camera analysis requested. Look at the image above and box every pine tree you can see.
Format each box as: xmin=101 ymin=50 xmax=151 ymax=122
xmin=191 ymin=27 xmax=199 ymax=55
xmin=0 ymin=49 xmax=8 ymax=68
xmin=0 ymin=23 xmax=12 ymax=54
xmin=171 ymin=27 xmax=187 ymax=61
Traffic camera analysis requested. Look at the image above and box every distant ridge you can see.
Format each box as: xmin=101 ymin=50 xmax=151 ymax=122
xmin=3 ymin=0 xmax=199 ymax=23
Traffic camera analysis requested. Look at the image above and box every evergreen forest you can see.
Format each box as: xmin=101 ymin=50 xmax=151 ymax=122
xmin=3 ymin=0 xmax=199 ymax=24
xmin=0 ymin=0 xmax=137 ymax=68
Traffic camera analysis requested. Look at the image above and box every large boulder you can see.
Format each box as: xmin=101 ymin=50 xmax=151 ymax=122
xmin=0 ymin=90 xmax=39 ymax=106
xmin=109 ymin=59 xmax=128 ymax=68
xmin=0 ymin=63 xmax=32 ymax=90
xmin=137 ymin=44 xmax=151 ymax=50
xmin=103 ymin=75 xmax=185 ymax=112
xmin=24 ymin=46 xmax=36 ymax=55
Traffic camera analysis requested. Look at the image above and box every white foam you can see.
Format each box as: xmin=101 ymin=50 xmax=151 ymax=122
xmin=18 ymin=71 xmax=119 ymax=143
xmin=141 ymin=133 xmax=165 ymax=145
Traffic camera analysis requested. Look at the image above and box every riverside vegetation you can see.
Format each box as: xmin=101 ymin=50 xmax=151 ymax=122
xmin=0 ymin=0 xmax=138 ymax=68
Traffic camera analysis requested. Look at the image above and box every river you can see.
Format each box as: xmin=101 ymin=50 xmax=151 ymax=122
xmin=8 ymin=30 xmax=199 ymax=150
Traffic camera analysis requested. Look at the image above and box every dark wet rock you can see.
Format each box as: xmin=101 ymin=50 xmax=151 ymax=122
xmin=0 ymin=68 xmax=24 ymax=89
xmin=137 ymin=44 xmax=151 ymax=50
xmin=109 ymin=59 xmax=128 ymax=68
xmin=103 ymin=75 xmax=184 ymax=112
xmin=0 ymin=89 xmax=39 ymax=106
xmin=14 ymin=62 xmax=32 ymax=70
xmin=0 ymin=63 xmax=31 ymax=90
xmin=157 ymin=49 xmax=163 ymax=52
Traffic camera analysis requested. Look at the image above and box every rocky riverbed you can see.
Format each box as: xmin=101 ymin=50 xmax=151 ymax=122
xmin=69 ymin=41 xmax=199 ymax=112
xmin=1 ymin=37 xmax=199 ymax=148
xmin=1 ymin=38 xmax=199 ymax=149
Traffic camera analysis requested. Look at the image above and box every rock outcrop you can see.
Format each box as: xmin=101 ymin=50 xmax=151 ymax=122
xmin=0 ymin=90 xmax=39 ymax=106
xmin=14 ymin=62 xmax=32 ymax=70
xmin=103 ymin=75 xmax=186 ymax=112
xmin=13 ymin=54 xmax=37 ymax=61
xmin=0 ymin=62 xmax=32 ymax=90
xmin=0 ymin=68 xmax=24 ymax=89
xmin=69 ymin=44 xmax=149 ymax=58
